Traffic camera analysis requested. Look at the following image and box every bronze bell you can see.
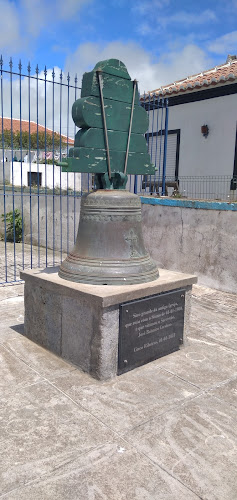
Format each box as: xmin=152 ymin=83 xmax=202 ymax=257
xmin=59 ymin=189 xmax=159 ymax=285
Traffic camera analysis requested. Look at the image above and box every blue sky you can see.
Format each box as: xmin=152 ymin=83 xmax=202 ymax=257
xmin=0 ymin=0 xmax=236 ymax=92
xmin=0 ymin=0 xmax=236 ymax=136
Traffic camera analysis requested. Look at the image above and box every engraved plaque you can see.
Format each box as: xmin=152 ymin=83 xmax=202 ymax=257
xmin=118 ymin=289 xmax=185 ymax=374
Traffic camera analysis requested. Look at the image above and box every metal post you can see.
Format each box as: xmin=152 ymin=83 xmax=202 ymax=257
xmin=162 ymin=99 xmax=169 ymax=196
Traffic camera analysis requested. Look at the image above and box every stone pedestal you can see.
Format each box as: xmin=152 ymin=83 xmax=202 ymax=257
xmin=20 ymin=268 xmax=197 ymax=380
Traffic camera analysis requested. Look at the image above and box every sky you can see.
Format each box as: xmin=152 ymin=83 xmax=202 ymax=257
xmin=0 ymin=0 xmax=236 ymax=135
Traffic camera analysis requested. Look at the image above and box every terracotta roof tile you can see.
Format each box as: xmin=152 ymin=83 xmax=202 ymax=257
xmin=144 ymin=59 xmax=237 ymax=99
xmin=0 ymin=118 xmax=74 ymax=144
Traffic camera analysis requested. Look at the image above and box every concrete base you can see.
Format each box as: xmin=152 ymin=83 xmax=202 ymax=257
xmin=20 ymin=268 xmax=197 ymax=380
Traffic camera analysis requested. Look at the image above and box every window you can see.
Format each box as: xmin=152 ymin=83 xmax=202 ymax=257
xmin=28 ymin=172 xmax=42 ymax=187
xmin=230 ymin=125 xmax=237 ymax=190
xmin=143 ymin=129 xmax=180 ymax=193
xmin=147 ymin=129 xmax=180 ymax=181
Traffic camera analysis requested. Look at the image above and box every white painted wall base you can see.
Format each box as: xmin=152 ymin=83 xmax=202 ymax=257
xmin=2 ymin=161 xmax=81 ymax=191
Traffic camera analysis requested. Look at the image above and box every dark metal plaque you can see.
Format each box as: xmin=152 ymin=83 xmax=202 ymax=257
xmin=118 ymin=289 xmax=185 ymax=375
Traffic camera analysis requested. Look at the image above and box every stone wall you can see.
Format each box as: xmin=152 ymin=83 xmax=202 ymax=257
xmin=0 ymin=192 xmax=81 ymax=252
xmin=0 ymin=192 xmax=236 ymax=293
xmin=141 ymin=199 xmax=237 ymax=294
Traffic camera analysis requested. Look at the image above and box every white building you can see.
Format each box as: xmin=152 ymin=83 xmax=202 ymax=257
xmin=0 ymin=161 xmax=81 ymax=192
xmin=146 ymin=55 xmax=237 ymax=199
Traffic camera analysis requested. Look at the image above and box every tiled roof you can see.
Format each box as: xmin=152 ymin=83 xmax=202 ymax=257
xmin=145 ymin=58 xmax=237 ymax=99
xmin=0 ymin=117 xmax=74 ymax=144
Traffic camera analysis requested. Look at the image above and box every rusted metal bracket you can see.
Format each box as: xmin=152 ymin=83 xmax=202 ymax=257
xmin=96 ymin=69 xmax=112 ymax=180
xmin=124 ymin=79 xmax=137 ymax=175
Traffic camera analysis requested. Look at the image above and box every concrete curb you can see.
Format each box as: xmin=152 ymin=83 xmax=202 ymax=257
xmin=140 ymin=196 xmax=237 ymax=211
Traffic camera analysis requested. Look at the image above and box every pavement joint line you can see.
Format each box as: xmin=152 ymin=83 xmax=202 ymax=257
xmin=0 ymin=441 xmax=120 ymax=497
xmin=1 ymin=284 xmax=237 ymax=498
xmin=2 ymin=320 xmax=237 ymax=394
xmin=158 ymin=367 xmax=202 ymax=390
xmin=120 ymin=433 xmax=204 ymax=500
xmin=0 ymin=485 xmax=23 ymax=499
xmin=207 ymin=392 xmax=237 ymax=411
xmin=188 ymin=335 xmax=237 ymax=354
xmin=45 ymin=378 xmax=132 ymax=438
xmin=46 ymin=376 xmax=200 ymax=440
xmin=48 ymin=373 xmax=205 ymax=439
xmin=121 ymin=392 xmax=207 ymax=436
xmin=0 ymin=325 xmax=80 ymax=377
xmin=0 ymin=436 xmax=202 ymax=500
xmin=0 ymin=342 xmax=62 ymax=382
xmin=206 ymin=373 xmax=237 ymax=388
xmin=189 ymin=333 xmax=237 ymax=353
xmin=161 ymin=367 xmax=237 ymax=393
xmin=35 ymin=380 xmax=203 ymax=500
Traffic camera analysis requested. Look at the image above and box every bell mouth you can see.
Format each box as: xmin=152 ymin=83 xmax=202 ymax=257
xmin=59 ymin=254 xmax=159 ymax=285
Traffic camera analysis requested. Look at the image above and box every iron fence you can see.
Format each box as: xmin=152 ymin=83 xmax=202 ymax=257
xmin=0 ymin=57 xmax=81 ymax=283
xmin=0 ymin=58 xmax=169 ymax=284
xmin=2 ymin=58 xmax=234 ymax=285
xmin=134 ymin=174 xmax=237 ymax=201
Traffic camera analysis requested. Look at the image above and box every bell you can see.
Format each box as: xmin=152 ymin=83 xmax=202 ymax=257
xmin=59 ymin=189 xmax=159 ymax=285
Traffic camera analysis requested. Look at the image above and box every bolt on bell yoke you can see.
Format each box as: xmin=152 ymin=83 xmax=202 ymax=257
xmin=58 ymin=58 xmax=159 ymax=285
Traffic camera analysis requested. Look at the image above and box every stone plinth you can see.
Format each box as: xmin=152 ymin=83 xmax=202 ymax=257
xmin=20 ymin=268 xmax=197 ymax=380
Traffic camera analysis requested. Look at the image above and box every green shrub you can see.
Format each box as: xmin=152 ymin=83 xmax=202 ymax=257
xmin=1 ymin=209 xmax=22 ymax=242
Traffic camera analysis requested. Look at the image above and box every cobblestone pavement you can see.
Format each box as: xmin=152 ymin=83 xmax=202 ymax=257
xmin=0 ymin=241 xmax=66 ymax=283
xmin=0 ymin=282 xmax=237 ymax=499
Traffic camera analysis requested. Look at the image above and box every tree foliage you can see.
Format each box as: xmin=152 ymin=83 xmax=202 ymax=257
xmin=0 ymin=130 xmax=65 ymax=150
xmin=1 ymin=209 xmax=22 ymax=242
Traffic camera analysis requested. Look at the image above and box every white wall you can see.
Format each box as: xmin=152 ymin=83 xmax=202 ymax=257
xmin=150 ymin=92 xmax=237 ymax=178
xmin=8 ymin=162 xmax=81 ymax=191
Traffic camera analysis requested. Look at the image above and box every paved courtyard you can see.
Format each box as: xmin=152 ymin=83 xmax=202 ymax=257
xmin=0 ymin=241 xmax=66 ymax=283
xmin=0 ymin=281 xmax=237 ymax=499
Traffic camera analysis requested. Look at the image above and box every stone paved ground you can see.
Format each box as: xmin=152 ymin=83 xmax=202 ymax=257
xmin=0 ymin=282 xmax=237 ymax=499
xmin=0 ymin=241 xmax=66 ymax=283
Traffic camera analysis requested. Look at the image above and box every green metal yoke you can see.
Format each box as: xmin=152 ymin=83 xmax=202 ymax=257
xmin=59 ymin=59 xmax=155 ymax=189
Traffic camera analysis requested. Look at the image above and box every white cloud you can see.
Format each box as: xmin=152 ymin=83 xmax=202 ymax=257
xmin=208 ymin=31 xmax=237 ymax=54
xmin=22 ymin=0 xmax=92 ymax=37
xmin=22 ymin=0 xmax=50 ymax=37
xmin=159 ymin=9 xmax=217 ymax=28
xmin=133 ymin=0 xmax=170 ymax=16
xmin=0 ymin=0 xmax=92 ymax=55
xmin=136 ymin=23 xmax=154 ymax=37
xmin=58 ymin=0 xmax=92 ymax=20
xmin=0 ymin=39 xmax=213 ymax=140
xmin=0 ymin=0 xmax=24 ymax=53
xmin=65 ymin=40 xmax=212 ymax=93
xmin=0 ymin=67 xmax=77 ymax=138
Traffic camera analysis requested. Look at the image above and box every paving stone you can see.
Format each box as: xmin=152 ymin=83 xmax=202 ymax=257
xmin=52 ymin=364 xmax=201 ymax=433
xmin=1 ymin=276 xmax=237 ymax=499
xmin=190 ymin=285 xmax=237 ymax=351
xmin=0 ymin=295 xmax=24 ymax=326
xmin=0 ymin=344 xmax=42 ymax=390
xmin=208 ymin=377 xmax=237 ymax=409
xmin=124 ymin=393 xmax=237 ymax=500
xmin=0 ymin=381 xmax=118 ymax=497
xmin=0 ymin=240 xmax=65 ymax=283
xmin=152 ymin=336 xmax=237 ymax=389
xmin=1 ymin=439 xmax=200 ymax=500
xmin=1 ymin=333 xmax=77 ymax=380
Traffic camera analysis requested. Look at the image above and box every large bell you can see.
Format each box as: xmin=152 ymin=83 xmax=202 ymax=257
xmin=59 ymin=190 xmax=159 ymax=285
